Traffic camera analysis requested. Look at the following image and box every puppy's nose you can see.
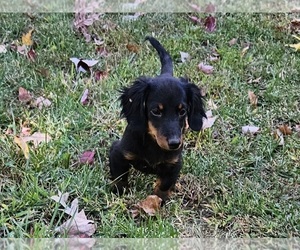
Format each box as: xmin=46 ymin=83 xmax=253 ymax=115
xmin=168 ymin=138 xmax=181 ymax=150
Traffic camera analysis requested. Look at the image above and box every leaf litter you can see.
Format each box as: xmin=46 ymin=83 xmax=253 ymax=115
xmin=131 ymin=195 xmax=162 ymax=218
xmin=51 ymin=190 xmax=96 ymax=237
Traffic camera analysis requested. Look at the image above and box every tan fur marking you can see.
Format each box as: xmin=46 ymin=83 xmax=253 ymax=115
xmin=148 ymin=121 xmax=169 ymax=150
xmin=178 ymin=103 xmax=183 ymax=109
xmin=123 ymin=151 xmax=136 ymax=161
xmin=158 ymin=103 xmax=164 ymax=110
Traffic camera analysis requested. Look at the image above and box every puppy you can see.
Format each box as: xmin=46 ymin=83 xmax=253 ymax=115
xmin=109 ymin=37 xmax=206 ymax=200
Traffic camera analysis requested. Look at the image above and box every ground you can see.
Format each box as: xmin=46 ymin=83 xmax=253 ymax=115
xmin=0 ymin=13 xmax=299 ymax=238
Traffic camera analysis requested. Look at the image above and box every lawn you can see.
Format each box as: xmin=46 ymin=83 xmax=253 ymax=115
xmin=0 ymin=12 xmax=299 ymax=238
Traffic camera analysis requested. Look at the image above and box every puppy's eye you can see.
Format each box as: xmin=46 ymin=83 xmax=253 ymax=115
xmin=151 ymin=108 xmax=162 ymax=117
xmin=179 ymin=109 xmax=187 ymax=117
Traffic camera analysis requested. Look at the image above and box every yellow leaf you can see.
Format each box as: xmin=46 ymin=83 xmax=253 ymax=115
xmin=288 ymin=43 xmax=300 ymax=51
xmin=14 ymin=136 xmax=30 ymax=159
xmin=22 ymin=29 xmax=34 ymax=46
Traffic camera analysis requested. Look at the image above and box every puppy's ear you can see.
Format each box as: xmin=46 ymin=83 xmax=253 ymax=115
xmin=183 ymin=81 xmax=206 ymax=131
xmin=120 ymin=77 xmax=150 ymax=128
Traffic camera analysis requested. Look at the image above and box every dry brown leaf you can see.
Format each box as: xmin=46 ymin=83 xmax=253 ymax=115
xmin=137 ymin=195 xmax=162 ymax=216
xmin=34 ymin=96 xmax=52 ymax=109
xmin=295 ymin=124 xmax=300 ymax=133
xmin=22 ymin=28 xmax=34 ymax=46
xmin=132 ymin=195 xmax=162 ymax=217
xmin=242 ymin=125 xmax=260 ymax=134
xmin=27 ymin=48 xmax=37 ymax=62
xmin=202 ymin=110 xmax=218 ymax=130
xmin=229 ymin=38 xmax=237 ymax=46
xmin=55 ymin=209 xmax=96 ymax=237
xmin=80 ymin=89 xmax=89 ymax=105
xmin=126 ymin=43 xmax=140 ymax=53
xmin=19 ymin=87 xmax=33 ymax=103
xmin=241 ymin=46 xmax=249 ymax=57
xmin=180 ymin=51 xmax=190 ymax=63
xmin=274 ymin=129 xmax=284 ymax=146
xmin=198 ymin=62 xmax=214 ymax=74
xmin=21 ymin=126 xmax=31 ymax=136
xmin=278 ymin=124 xmax=292 ymax=135
xmin=0 ymin=44 xmax=7 ymax=53
xmin=51 ymin=190 xmax=70 ymax=209
xmin=22 ymin=132 xmax=52 ymax=147
xmin=14 ymin=136 xmax=30 ymax=159
xmin=248 ymin=90 xmax=258 ymax=107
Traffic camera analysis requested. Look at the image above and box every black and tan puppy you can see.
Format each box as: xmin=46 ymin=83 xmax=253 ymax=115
xmin=109 ymin=37 xmax=206 ymax=200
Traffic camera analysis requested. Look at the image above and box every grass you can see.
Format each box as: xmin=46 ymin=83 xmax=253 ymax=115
xmin=0 ymin=12 xmax=299 ymax=238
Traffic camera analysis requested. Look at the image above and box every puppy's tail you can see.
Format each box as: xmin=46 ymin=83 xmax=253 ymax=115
xmin=145 ymin=36 xmax=173 ymax=76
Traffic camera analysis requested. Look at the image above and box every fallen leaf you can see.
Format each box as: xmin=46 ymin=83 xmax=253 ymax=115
xmin=18 ymin=87 xmax=33 ymax=103
xmin=188 ymin=15 xmax=202 ymax=25
xmin=21 ymin=126 xmax=31 ymax=136
xmin=51 ymin=190 xmax=70 ymax=208
xmin=242 ymin=125 xmax=260 ymax=134
xmin=198 ymin=62 xmax=214 ymax=74
xmin=14 ymin=136 xmax=30 ymax=159
xmin=295 ymin=124 xmax=300 ymax=133
xmin=287 ymin=35 xmax=300 ymax=51
xmin=248 ymin=77 xmax=262 ymax=84
xmin=94 ymin=70 xmax=108 ymax=81
xmin=17 ymin=45 xmax=27 ymax=55
xmin=27 ymin=48 xmax=36 ymax=62
xmin=180 ymin=51 xmax=190 ymax=63
xmin=34 ymin=96 xmax=52 ymax=109
xmin=274 ymin=129 xmax=284 ymax=146
xmin=248 ymin=90 xmax=258 ymax=107
xmin=22 ymin=132 xmax=52 ymax=147
xmin=229 ymin=38 xmax=237 ymax=46
xmin=5 ymin=128 xmax=13 ymax=135
xmin=70 ymin=58 xmax=99 ymax=73
xmin=80 ymin=89 xmax=89 ymax=105
xmin=241 ymin=46 xmax=250 ymax=57
xmin=126 ymin=43 xmax=139 ymax=53
xmin=96 ymin=46 xmax=109 ymax=57
xmin=0 ymin=44 xmax=7 ymax=53
xmin=79 ymin=151 xmax=95 ymax=165
xmin=55 ymin=209 xmax=96 ymax=237
xmin=290 ymin=18 xmax=300 ymax=32
xmin=204 ymin=15 xmax=216 ymax=32
xmin=202 ymin=110 xmax=218 ymax=130
xmin=278 ymin=124 xmax=292 ymax=135
xmin=136 ymin=195 xmax=162 ymax=216
xmin=22 ymin=28 xmax=34 ymax=46
xmin=209 ymin=55 xmax=219 ymax=62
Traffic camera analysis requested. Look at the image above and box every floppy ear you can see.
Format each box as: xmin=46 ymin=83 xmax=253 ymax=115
xmin=184 ymin=82 xmax=206 ymax=131
xmin=120 ymin=77 xmax=150 ymax=128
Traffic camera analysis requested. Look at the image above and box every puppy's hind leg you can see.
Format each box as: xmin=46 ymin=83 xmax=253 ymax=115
xmin=109 ymin=141 xmax=131 ymax=195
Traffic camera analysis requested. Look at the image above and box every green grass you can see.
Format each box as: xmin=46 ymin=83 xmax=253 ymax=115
xmin=0 ymin=13 xmax=299 ymax=238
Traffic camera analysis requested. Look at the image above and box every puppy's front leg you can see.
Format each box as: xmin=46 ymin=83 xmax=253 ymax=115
xmin=109 ymin=141 xmax=131 ymax=195
xmin=154 ymin=162 xmax=182 ymax=201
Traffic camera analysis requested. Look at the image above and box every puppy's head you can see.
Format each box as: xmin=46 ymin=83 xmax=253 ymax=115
xmin=120 ymin=76 xmax=206 ymax=151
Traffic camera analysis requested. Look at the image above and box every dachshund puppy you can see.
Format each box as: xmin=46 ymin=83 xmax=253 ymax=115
xmin=109 ymin=37 xmax=206 ymax=201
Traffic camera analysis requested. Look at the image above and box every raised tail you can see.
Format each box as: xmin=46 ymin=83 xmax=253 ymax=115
xmin=145 ymin=36 xmax=173 ymax=76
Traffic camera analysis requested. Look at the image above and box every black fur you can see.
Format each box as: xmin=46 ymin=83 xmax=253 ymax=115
xmin=109 ymin=37 xmax=206 ymax=201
